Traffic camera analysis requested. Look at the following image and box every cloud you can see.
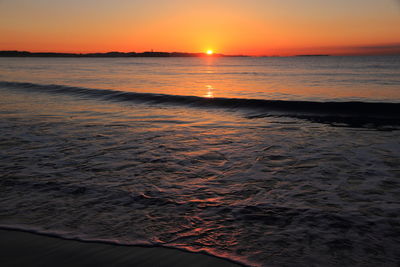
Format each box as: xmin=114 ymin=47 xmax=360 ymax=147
xmin=342 ymin=43 xmax=400 ymax=55
xmin=356 ymin=43 xmax=400 ymax=50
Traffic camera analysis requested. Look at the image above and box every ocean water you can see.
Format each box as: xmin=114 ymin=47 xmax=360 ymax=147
xmin=0 ymin=56 xmax=400 ymax=267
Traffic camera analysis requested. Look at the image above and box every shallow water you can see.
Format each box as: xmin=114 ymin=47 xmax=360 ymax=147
xmin=0 ymin=57 xmax=400 ymax=266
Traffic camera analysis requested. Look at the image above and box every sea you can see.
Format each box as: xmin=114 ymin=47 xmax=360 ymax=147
xmin=0 ymin=56 xmax=399 ymax=267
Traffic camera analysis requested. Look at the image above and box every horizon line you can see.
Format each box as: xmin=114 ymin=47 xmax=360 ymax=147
xmin=1 ymin=50 xmax=400 ymax=57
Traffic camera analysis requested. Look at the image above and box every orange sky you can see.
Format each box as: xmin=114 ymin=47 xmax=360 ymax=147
xmin=1 ymin=0 xmax=400 ymax=56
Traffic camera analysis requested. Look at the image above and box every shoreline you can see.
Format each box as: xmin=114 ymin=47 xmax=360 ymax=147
xmin=0 ymin=51 xmax=247 ymax=58
xmin=0 ymin=228 xmax=243 ymax=267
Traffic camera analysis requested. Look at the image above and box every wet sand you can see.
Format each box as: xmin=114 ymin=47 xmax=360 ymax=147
xmin=0 ymin=229 xmax=242 ymax=267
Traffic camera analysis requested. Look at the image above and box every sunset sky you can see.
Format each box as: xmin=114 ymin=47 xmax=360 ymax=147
xmin=1 ymin=0 xmax=400 ymax=56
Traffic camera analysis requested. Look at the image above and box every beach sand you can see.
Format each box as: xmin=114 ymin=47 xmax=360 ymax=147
xmin=0 ymin=229 xmax=242 ymax=267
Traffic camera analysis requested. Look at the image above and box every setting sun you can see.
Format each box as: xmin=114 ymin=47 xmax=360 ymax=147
xmin=206 ymin=50 xmax=213 ymax=55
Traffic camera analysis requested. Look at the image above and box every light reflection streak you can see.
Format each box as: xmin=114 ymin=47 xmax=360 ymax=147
xmin=205 ymin=85 xmax=214 ymax=98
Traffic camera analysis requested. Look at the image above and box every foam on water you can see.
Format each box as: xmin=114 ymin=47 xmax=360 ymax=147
xmin=1 ymin=83 xmax=400 ymax=267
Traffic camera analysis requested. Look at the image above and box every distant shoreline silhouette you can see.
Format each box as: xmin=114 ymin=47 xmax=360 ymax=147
xmin=0 ymin=51 xmax=247 ymax=58
xmin=295 ymin=54 xmax=330 ymax=57
xmin=5 ymin=50 xmax=400 ymax=57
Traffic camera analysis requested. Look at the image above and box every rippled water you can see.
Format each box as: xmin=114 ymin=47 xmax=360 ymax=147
xmin=0 ymin=57 xmax=400 ymax=266
xmin=0 ymin=56 xmax=399 ymax=102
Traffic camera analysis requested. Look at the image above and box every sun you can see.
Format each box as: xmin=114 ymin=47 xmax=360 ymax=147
xmin=206 ymin=50 xmax=214 ymax=55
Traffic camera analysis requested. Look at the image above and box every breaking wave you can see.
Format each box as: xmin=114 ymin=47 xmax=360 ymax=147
xmin=1 ymin=81 xmax=399 ymax=128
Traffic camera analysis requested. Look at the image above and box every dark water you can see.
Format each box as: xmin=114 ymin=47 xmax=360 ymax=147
xmin=0 ymin=57 xmax=400 ymax=266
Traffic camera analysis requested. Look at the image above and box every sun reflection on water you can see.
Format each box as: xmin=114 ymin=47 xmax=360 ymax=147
xmin=204 ymin=85 xmax=214 ymax=98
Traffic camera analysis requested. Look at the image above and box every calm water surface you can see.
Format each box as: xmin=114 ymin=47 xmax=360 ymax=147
xmin=1 ymin=56 xmax=399 ymax=102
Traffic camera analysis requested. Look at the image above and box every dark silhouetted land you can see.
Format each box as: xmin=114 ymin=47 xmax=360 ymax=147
xmin=295 ymin=54 xmax=331 ymax=57
xmin=0 ymin=50 xmax=247 ymax=58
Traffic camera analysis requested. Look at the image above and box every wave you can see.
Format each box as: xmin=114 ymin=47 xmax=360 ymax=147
xmin=1 ymin=81 xmax=399 ymax=128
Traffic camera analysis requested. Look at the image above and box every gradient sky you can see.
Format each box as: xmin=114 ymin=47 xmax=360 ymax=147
xmin=1 ymin=0 xmax=400 ymax=55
